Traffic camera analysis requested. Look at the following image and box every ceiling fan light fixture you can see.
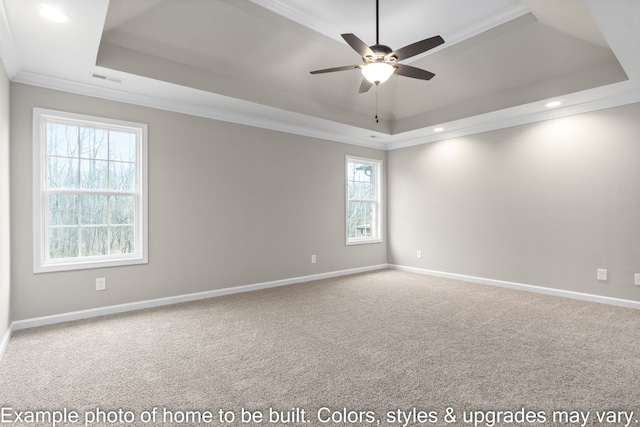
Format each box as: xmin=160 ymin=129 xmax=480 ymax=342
xmin=361 ymin=62 xmax=395 ymax=85
xmin=309 ymin=0 xmax=443 ymax=93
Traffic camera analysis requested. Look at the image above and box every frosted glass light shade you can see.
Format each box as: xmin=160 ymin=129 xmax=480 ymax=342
xmin=361 ymin=63 xmax=394 ymax=84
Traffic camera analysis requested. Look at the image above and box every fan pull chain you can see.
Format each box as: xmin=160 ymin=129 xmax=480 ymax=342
xmin=375 ymin=85 xmax=379 ymax=123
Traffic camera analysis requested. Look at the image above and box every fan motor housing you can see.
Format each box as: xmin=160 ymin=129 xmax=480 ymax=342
xmin=368 ymin=44 xmax=396 ymax=62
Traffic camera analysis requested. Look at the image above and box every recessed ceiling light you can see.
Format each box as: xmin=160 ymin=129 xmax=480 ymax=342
xmin=38 ymin=4 xmax=70 ymax=23
xmin=433 ymin=127 xmax=444 ymax=132
xmin=545 ymin=101 xmax=562 ymax=108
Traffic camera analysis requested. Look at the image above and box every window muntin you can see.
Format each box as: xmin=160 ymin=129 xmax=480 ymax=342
xmin=33 ymin=108 xmax=148 ymax=272
xmin=346 ymin=156 xmax=382 ymax=245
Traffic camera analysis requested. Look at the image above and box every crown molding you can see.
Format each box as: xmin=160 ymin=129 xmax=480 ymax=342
xmin=249 ymin=1 xmax=530 ymax=63
xmin=14 ymin=70 xmax=640 ymax=153
xmin=247 ymin=0 xmax=345 ymax=44
xmin=12 ymin=71 xmax=389 ymax=150
xmin=407 ymin=4 xmax=531 ymax=63
xmin=0 ymin=0 xmax=20 ymax=78
xmin=385 ymin=84 xmax=640 ymax=150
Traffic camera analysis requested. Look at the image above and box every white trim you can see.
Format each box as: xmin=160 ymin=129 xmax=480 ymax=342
xmin=345 ymin=155 xmax=383 ymax=245
xmin=389 ymin=264 xmax=640 ymax=310
xmin=404 ymin=4 xmax=530 ymax=64
xmin=0 ymin=322 xmax=13 ymax=362
xmin=247 ymin=1 xmax=529 ymax=64
xmin=32 ymin=108 xmax=149 ymax=273
xmin=386 ymin=87 xmax=640 ymax=151
xmin=11 ymin=264 xmax=388 ymax=331
xmin=15 ymin=70 xmax=640 ymax=153
xmin=5 ymin=263 xmax=640 ymax=356
xmin=0 ymin=0 xmax=20 ymax=78
xmin=13 ymin=71 xmax=388 ymax=151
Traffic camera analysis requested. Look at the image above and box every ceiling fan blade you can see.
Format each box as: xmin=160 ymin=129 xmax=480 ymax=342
xmin=310 ymin=65 xmax=362 ymax=74
xmin=394 ymin=64 xmax=435 ymax=80
xmin=341 ymin=33 xmax=375 ymax=58
xmin=390 ymin=35 xmax=444 ymax=61
xmin=359 ymin=78 xmax=373 ymax=93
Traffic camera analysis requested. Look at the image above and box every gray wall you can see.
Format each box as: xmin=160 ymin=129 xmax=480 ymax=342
xmin=0 ymin=63 xmax=10 ymax=338
xmin=388 ymin=103 xmax=640 ymax=301
xmin=9 ymin=81 xmax=640 ymax=322
xmin=10 ymin=83 xmax=387 ymax=320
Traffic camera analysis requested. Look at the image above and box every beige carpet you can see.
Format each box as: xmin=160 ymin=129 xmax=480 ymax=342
xmin=1 ymin=269 xmax=640 ymax=426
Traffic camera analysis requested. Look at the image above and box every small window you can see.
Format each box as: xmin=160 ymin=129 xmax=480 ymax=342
xmin=33 ymin=108 xmax=148 ymax=273
xmin=346 ymin=156 xmax=382 ymax=245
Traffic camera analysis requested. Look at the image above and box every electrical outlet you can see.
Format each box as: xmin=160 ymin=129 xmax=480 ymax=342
xmin=635 ymin=274 xmax=640 ymax=286
xmin=311 ymin=254 xmax=316 ymax=264
xmin=597 ymin=269 xmax=608 ymax=281
xmin=416 ymin=250 xmax=422 ymax=259
xmin=96 ymin=277 xmax=106 ymax=291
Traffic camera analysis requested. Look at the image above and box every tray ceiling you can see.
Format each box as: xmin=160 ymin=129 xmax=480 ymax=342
xmin=2 ymin=0 xmax=640 ymax=149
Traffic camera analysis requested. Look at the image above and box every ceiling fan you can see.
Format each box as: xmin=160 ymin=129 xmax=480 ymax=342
xmin=310 ymin=0 xmax=445 ymax=93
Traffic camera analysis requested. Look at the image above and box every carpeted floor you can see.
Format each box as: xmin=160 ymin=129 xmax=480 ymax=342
xmin=1 ymin=269 xmax=639 ymax=426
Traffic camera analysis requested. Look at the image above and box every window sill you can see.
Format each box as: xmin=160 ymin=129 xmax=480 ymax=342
xmin=34 ymin=255 xmax=148 ymax=274
xmin=346 ymin=238 xmax=384 ymax=246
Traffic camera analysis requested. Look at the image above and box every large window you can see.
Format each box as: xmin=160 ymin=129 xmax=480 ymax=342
xmin=346 ymin=156 xmax=382 ymax=245
xmin=33 ymin=108 xmax=148 ymax=273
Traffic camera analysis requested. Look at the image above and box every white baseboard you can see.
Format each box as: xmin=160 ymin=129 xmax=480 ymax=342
xmin=389 ymin=264 xmax=640 ymax=310
xmin=0 ymin=322 xmax=14 ymax=362
xmin=6 ymin=262 xmax=636 ymax=361
xmin=11 ymin=264 xmax=389 ymax=332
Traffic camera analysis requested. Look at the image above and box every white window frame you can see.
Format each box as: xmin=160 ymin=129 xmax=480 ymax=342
xmin=33 ymin=108 xmax=148 ymax=273
xmin=345 ymin=155 xmax=383 ymax=245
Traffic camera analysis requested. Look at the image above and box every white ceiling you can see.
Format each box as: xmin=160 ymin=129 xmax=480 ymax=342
xmin=1 ymin=0 xmax=640 ymax=150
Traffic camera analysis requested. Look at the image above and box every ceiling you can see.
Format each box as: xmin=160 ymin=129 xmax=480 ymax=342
xmin=1 ymin=0 xmax=640 ymax=150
